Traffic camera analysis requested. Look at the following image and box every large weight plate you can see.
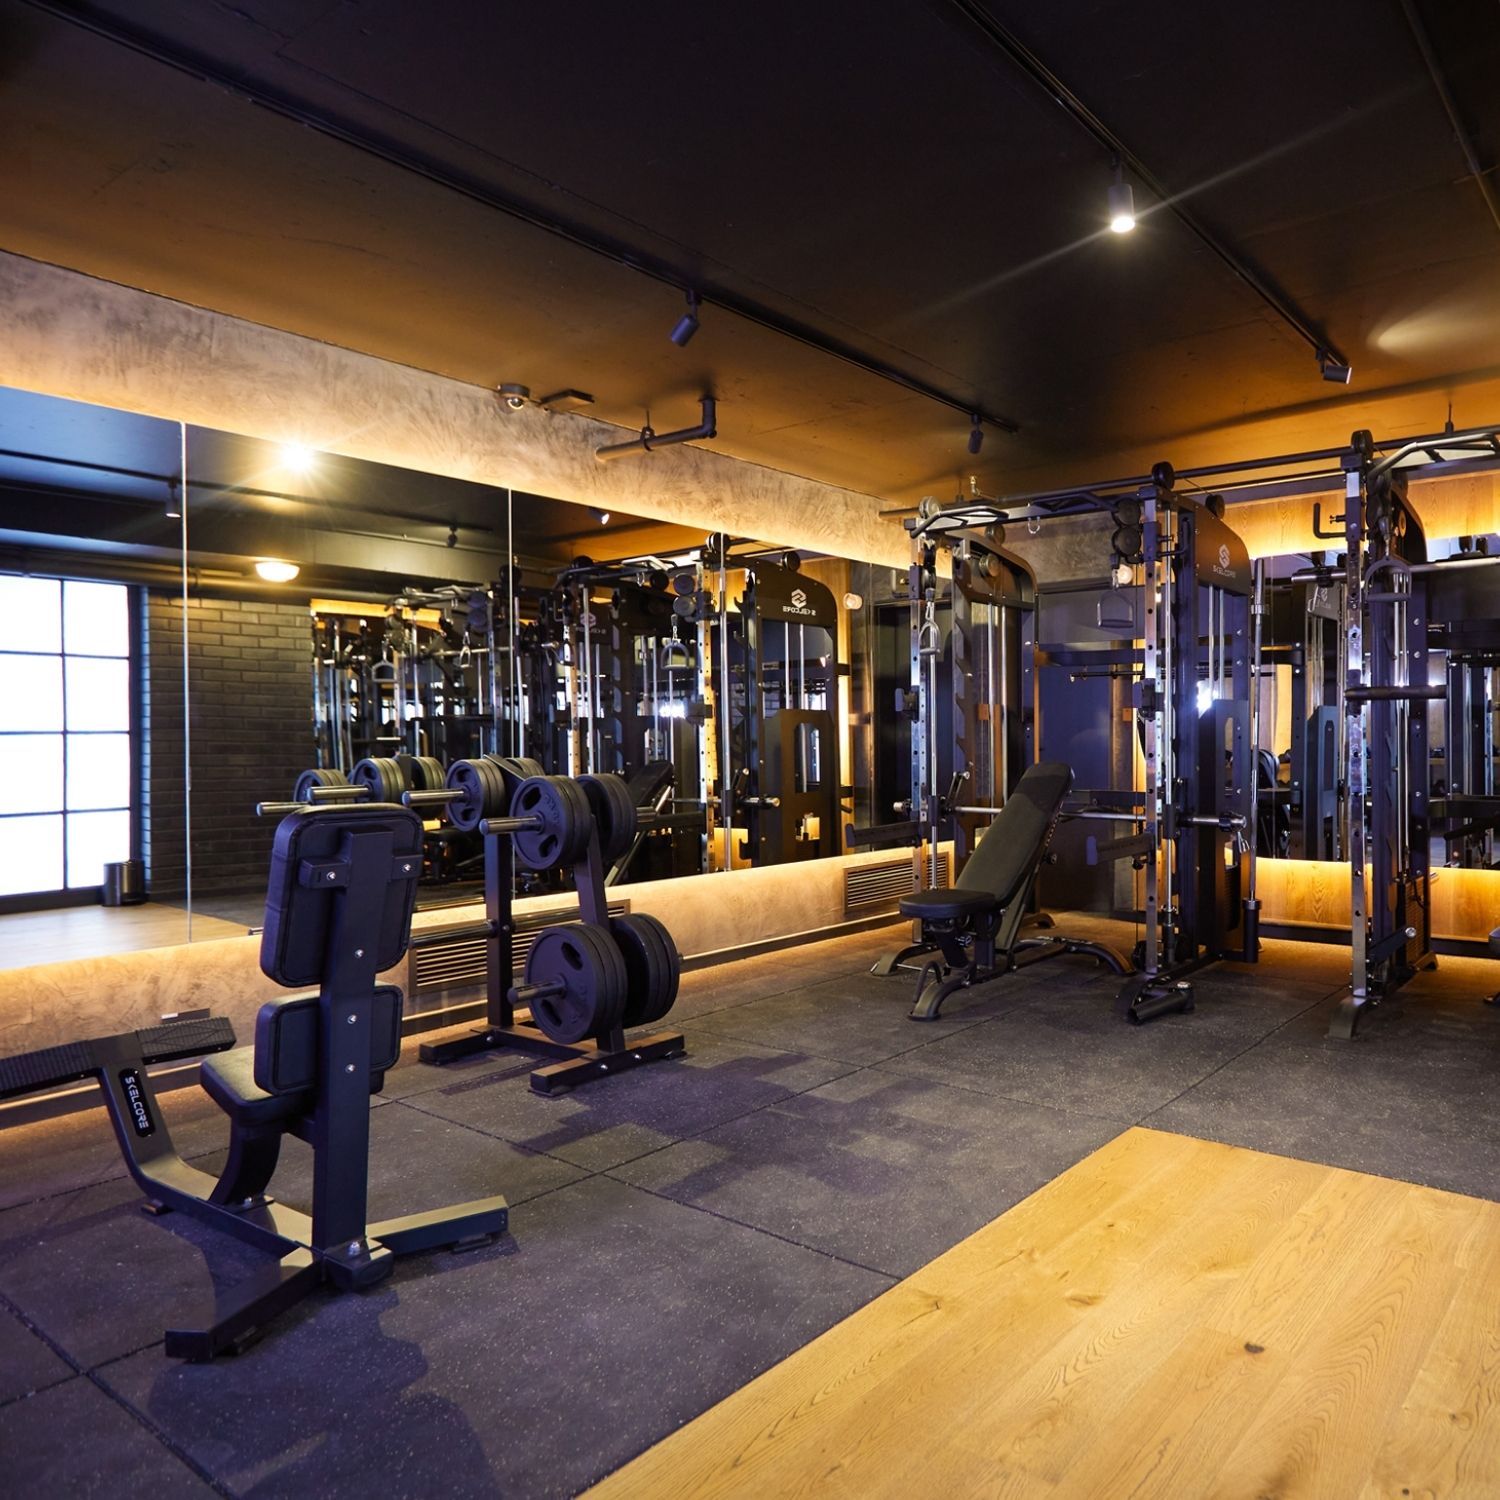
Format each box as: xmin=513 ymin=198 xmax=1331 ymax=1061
xmin=293 ymin=766 xmax=348 ymax=802
xmin=446 ymin=757 xmax=507 ymax=831
xmin=579 ymin=773 xmax=638 ymax=864
xmin=398 ymin=754 xmax=447 ymax=793
xmin=609 ymin=913 xmax=681 ymax=1027
xmin=510 ymin=775 xmax=592 ymax=870
xmin=524 ymin=922 xmax=626 ymax=1043
xmin=352 ymin=756 xmax=407 ymax=804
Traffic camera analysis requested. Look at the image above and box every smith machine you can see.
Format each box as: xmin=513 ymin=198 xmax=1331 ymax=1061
xmin=1307 ymin=425 xmax=1500 ymax=1036
xmin=871 ymin=462 xmax=1259 ymax=1022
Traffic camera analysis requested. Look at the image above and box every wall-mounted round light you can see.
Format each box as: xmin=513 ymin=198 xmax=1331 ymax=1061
xmin=254 ymin=559 xmax=300 ymax=583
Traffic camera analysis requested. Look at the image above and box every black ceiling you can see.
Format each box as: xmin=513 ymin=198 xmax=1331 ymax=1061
xmin=2 ymin=0 xmax=1498 ymax=506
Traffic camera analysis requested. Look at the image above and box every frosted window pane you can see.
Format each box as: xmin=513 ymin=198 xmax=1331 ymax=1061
xmin=64 ymin=657 xmax=130 ymax=732
xmin=64 ymin=581 xmax=130 ymax=656
xmin=0 ymin=734 xmax=63 ymax=814
xmin=0 ymin=655 xmax=64 ymax=731
xmin=67 ymin=809 xmax=130 ymax=888
xmin=0 ymin=814 xmax=64 ymax=894
xmin=0 ymin=577 xmax=61 ymax=653
xmin=66 ymin=733 xmax=131 ymax=811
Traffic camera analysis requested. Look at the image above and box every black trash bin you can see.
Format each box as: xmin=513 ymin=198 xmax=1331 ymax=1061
xmin=102 ymin=859 xmax=146 ymax=907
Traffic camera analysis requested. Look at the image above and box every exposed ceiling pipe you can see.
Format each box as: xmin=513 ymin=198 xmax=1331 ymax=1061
xmin=596 ymin=397 xmax=717 ymax=463
xmin=1395 ymin=0 xmax=1500 ymax=239
xmin=941 ymin=0 xmax=1349 ymax=369
xmin=24 ymin=0 xmax=1020 ymax=437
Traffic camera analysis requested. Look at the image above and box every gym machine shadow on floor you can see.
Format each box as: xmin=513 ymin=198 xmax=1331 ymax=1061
xmin=860 ymin=515 xmax=1131 ymax=1019
xmin=0 ymin=802 xmax=510 ymax=1360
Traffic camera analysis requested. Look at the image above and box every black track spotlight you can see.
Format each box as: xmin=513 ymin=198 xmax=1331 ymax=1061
xmin=593 ymin=508 xmax=611 ymax=526
xmin=967 ymin=413 xmax=984 ymax=456
xmin=1318 ymin=351 xmax=1353 ymax=385
xmin=669 ymin=290 xmax=701 ymax=347
xmin=164 ymin=479 xmax=182 ymax=520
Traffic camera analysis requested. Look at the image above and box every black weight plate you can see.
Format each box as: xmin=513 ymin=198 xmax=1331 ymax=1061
xmin=292 ymin=766 xmax=348 ymax=802
xmin=524 ymin=922 xmax=626 ymax=1043
xmin=632 ymin=913 xmax=681 ymax=1024
xmin=404 ymin=755 xmax=446 ymax=793
xmin=511 ymin=775 xmax=592 ymax=870
xmin=352 ymin=757 xmax=406 ymax=804
xmin=485 ymin=755 xmax=545 ymax=803
xmin=477 ymin=757 xmax=508 ymax=828
xmin=579 ymin=773 xmax=638 ymax=864
xmin=446 ymin=758 xmax=497 ymax=832
xmin=609 ymin=914 xmax=673 ymax=1027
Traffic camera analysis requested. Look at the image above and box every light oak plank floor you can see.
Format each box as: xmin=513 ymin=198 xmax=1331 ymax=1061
xmin=587 ymin=1127 xmax=1500 ymax=1499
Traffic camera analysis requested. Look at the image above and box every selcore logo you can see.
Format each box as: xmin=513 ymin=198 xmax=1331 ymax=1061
xmin=119 ymin=1068 xmax=156 ymax=1137
xmin=1217 ymin=544 xmax=1231 ymax=570
xmin=1210 ymin=540 xmax=1238 ymax=583
xmin=780 ymin=585 xmax=820 ymax=619
xmin=790 ymin=588 xmax=807 ymax=608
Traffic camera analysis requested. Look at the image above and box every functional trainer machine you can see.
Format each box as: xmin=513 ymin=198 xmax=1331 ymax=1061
xmin=0 ymin=801 xmax=511 ymax=1359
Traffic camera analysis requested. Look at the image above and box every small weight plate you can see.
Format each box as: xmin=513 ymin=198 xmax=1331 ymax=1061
xmin=485 ymin=755 xmax=545 ymax=803
xmin=446 ymin=758 xmax=498 ymax=832
xmin=408 ymin=755 xmax=447 ymax=793
xmin=293 ymin=766 xmax=348 ymax=802
xmin=524 ymin=922 xmax=626 ymax=1043
xmin=578 ymin=773 xmax=638 ymax=864
xmin=510 ymin=775 xmax=592 ymax=871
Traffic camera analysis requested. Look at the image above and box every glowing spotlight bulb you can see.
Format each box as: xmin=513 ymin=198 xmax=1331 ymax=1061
xmin=254 ymin=559 xmax=300 ymax=583
xmin=279 ymin=441 xmax=317 ymax=476
xmin=1108 ymin=162 xmax=1136 ymax=234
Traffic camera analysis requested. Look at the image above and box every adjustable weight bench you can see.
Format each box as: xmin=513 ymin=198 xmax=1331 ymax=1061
xmin=0 ymin=801 xmax=510 ymax=1360
xmin=873 ymin=761 xmax=1130 ymax=1020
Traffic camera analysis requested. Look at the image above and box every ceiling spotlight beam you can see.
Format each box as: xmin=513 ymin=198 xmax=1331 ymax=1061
xmin=941 ymin=0 xmax=1348 ymax=369
xmin=1395 ymin=0 xmax=1500 ymax=240
xmin=28 ymin=0 xmax=1018 ymax=436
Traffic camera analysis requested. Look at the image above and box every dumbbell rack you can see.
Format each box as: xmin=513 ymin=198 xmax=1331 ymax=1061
xmin=414 ymin=802 xmax=687 ymax=1095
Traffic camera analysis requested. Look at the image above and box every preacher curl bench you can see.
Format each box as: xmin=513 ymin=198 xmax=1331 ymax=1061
xmin=874 ymin=761 xmax=1129 ymax=1019
xmin=0 ymin=802 xmax=509 ymax=1360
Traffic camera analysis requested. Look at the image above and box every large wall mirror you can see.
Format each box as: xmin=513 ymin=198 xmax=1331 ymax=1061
xmin=1 ymin=384 xmax=891 ymax=974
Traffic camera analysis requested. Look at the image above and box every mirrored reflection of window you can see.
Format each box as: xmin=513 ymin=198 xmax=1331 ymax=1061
xmin=0 ymin=575 xmax=134 ymax=900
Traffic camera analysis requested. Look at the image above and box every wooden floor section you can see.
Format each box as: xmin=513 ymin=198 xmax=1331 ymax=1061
xmin=0 ymin=901 xmax=248 ymax=970
xmin=587 ymin=1128 xmax=1500 ymax=1499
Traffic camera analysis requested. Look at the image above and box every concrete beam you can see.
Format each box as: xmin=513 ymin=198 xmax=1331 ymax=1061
xmin=0 ymin=251 xmax=910 ymax=570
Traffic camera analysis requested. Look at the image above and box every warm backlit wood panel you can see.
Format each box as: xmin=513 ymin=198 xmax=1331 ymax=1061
xmin=587 ymin=1128 xmax=1500 ymax=1500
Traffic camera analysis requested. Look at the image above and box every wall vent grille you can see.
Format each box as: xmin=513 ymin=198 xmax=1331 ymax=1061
xmin=843 ymin=853 xmax=951 ymax=917
xmin=409 ymin=900 xmax=630 ymax=995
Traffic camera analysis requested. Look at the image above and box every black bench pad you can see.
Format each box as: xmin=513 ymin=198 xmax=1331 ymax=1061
xmin=899 ymin=889 xmax=998 ymax=922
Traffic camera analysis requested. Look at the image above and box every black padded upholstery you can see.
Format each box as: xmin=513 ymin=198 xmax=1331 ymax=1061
xmin=200 ymin=987 xmax=402 ymax=1126
xmin=900 ymin=889 xmax=998 ymax=922
xmin=955 ymin=762 xmax=1072 ymax=904
xmin=260 ymin=805 xmax=424 ymax=989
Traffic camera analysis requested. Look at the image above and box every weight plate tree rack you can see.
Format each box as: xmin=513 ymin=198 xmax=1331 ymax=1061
xmin=406 ymin=758 xmax=687 ymax=1093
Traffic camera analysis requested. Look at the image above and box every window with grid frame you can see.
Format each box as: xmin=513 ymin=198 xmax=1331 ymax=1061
xmin=0 ymin=575 xmax=135 ymax=899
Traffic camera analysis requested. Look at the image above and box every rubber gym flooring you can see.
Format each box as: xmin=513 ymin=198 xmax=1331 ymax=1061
xmin=2 ymin=919 xmax=1498 ymax=1498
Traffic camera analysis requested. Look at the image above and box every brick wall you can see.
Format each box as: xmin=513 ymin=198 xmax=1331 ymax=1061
xmin=145 ymin=593 xmax=315 ymax=897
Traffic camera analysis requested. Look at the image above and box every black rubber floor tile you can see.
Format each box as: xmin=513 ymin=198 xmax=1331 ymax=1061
xmin=94 ymin=1175 xmax=888 ymax=1500
xmin=1148 ymin=1038 xmax=1500 ymax=1201
xmin=687 ymin=975 xmax=1020 ymax=1066
xmin=1267 ymin=979 xmax=1500 ymax=1053
xmin=670 ymin=953 xmax=833 ymax=1022
xmin=403 ymin=1029 xmax=854 ymax=1171
xmin=0 ymin=1177 xmax=270 ymax=1368
xmin=0 ymin=1304 xmax=74 ymax=1405
xmin=0 ymin=1375 xmax=216 ymax=1499
xmin=613 ymin=1070 xmax=1121 ymax=1277
xmin=189 ymin=1099 xmax=585 ymax=1220
xmin=875 ymin=982 xmax=1302 ymax=1121
xmin=0 ymin=1084 xmax=228 ymax=1213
